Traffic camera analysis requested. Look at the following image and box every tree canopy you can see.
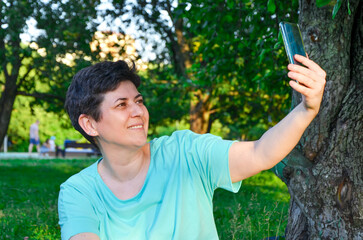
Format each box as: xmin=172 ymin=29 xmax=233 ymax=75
xmin=0 ymin=0 xmax=104 ymax=148
xmin=2 ymin=0 xmax=301 ymax=149
xmin=106 ymin=0 xmax=299 ymax=139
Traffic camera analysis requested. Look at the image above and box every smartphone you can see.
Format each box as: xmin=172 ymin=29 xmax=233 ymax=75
xmin=279 ymin=22 xmax=307 ymax=64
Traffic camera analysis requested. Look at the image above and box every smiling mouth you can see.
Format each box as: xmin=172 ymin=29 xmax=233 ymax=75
xmin=128 ymin=125 xmax=143 ymax=129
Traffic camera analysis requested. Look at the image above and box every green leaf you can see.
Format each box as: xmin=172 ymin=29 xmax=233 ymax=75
xmin=267 ymin=0 xmax=276 ymax=13
xmin=278 ymin=31 xmax=283 ymax=41
xmin=332 ymin=0 xmax=342 ymax=19
xmin=259 ymin=49 xmax=267 ymax=65
xmin=273 ymin=42 xmax=281 ymax=50
xmin=347 ymin=0 xmax=351 ymax=15
xmin=316 ymin=0 xmax=332 ymax=8
xmin=236 ymin=57 xmax=245 ymax=67
xmin=224 ymin=15 xmax=233 ymax=23
xmin=292 ymin=0 xmax=299 ymax=8
xmin=227 ymin=1 xmax=234 ymax=9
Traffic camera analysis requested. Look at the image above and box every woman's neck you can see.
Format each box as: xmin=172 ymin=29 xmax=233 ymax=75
xmin=98 ymin=143 xmax=151 ymax=183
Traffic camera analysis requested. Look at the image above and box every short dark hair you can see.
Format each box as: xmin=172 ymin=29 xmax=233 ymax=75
xmin=65 ymin=60 xmax=141 ymax=148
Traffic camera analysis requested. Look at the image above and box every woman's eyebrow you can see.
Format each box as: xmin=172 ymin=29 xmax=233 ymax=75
xmin=114 ymin=94 xmax=142 ymax=103
xmin=114 ymin=97 xmax=127 ymax=103
xmin=134 ymin=93 xmax=143 ymax=99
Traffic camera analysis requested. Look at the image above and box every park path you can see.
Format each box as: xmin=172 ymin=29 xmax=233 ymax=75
xmin=0 ymin=152 xmax=97 ymax=159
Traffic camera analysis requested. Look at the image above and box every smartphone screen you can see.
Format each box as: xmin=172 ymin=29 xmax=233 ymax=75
xmin=279 ymin=22 xmax=306 ymax=64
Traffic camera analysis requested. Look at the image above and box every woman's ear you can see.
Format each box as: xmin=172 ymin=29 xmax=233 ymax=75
xmin=78 ymin=114 xmax=98 ymax=136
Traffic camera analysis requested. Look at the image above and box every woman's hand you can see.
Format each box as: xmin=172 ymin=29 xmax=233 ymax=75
xmin=287 ymin=54 xmax=326 ymax=115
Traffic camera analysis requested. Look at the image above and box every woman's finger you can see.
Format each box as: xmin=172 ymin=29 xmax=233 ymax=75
xmin=289 ymin=80 xmax=311 ymax=96
xmin=287 ymin=64 xmax=323 ymax=83
xmin=294 ymin=54 xmax=327 ymax=78
xmin=288 ymin=71 xmax=314 ymax=88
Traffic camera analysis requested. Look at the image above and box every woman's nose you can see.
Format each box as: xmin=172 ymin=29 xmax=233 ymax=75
xmin=130 ymin=103 xmax=143 ymax=117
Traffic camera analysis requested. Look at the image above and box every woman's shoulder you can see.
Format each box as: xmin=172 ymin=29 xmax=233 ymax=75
xmin=151 ymin=130 xmax=197 ymax=141
xmin=149 ymin=130 xmax=194 ymax=147
xmin=60 ymin=160 xmax=100 ymax=190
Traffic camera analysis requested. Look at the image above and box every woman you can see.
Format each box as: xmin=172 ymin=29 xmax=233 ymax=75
xmin=40 ymin=138 xmax=51 ymax=155
xmin=59 ymin=55 xmax=326 ymax=240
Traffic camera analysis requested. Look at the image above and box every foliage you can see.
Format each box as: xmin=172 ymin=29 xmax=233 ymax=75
xmin=106 ymin=0 xmax=299 ymax=140
xmin=316 ymin=0 xmax=352 ymax=19
xmin=138 ymin=65 xmax=191 ymax=138
xmin=8 ymin=96 xmax=84 ymax=152
xmin=0 ymin=158 xmax=289 ymax=239
xmin=184 ymin=0 xmax=296 ymax=139
xmin=0 ymin=0 xmax=102 ymax=106
xmin=0 ymin=0 xmax=105 ymax=148
xmin=1 ymin=0 xmax=302 ymax=147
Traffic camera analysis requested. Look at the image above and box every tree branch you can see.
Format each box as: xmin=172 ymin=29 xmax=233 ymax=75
xmin=0 ymin=38 xmax=9 ymax=79
xmin=165 ymin=0 xmax=174 ymax=23
xmin=17 ymin=65 xmax=34 ymax=87
xmin=16 ymin=91 xmax=65 ymax=102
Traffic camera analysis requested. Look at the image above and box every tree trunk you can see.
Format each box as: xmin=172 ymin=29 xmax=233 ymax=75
xmin=170 ymin=14 xmax=211 ymax=134
xmin=284 ymin=0 xmax=363 ymax=239
xmin=0 ymin=76 xmax=19 ymax=149
xmin=189 ymin=90 xmax=212 ymax=134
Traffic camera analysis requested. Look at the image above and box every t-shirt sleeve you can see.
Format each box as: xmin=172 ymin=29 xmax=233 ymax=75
xmin=177 ymin=130 xmax=242 ymax=193
xmin=58 ymin=183 xmax=100 ymax=240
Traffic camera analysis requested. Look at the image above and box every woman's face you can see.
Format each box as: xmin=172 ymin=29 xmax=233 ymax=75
xmin=93 ymin=80 xmax=149 ymax=150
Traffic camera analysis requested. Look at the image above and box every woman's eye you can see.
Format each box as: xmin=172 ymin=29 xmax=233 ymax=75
xmin=136 ymin=99 xmax=144 ymax=104
xmin=118 ymin=102 xmax=126 ymax=107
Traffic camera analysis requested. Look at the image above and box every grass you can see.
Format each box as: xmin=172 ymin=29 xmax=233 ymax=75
xmin=214 ymin=171 xmax=290 ymax=239
xmin=0 ymin=158 xmax=290 ymax=239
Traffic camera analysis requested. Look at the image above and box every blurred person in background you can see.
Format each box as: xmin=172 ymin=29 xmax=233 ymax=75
xmin=28 ymin=120 xmax=40 ymax=154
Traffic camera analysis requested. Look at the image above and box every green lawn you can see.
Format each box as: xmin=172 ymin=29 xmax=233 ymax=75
xmin=214 ymin=170 xmax=290 ymax=239
xmin=0 ymin=158 xmax=289 ymax=239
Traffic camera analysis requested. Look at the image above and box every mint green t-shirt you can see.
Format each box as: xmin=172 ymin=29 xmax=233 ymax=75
xmin=58 ymin=130 xmax=241 ymax=240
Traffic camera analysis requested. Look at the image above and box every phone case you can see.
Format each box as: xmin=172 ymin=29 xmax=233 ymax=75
xmin=279 ymin=22 xmax=306 ymax=64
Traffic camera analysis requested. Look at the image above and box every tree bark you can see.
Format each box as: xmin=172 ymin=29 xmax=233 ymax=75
xmin=284 ymin=0 xmax=363 ymax=239
xmin=168 ymin=8 xmax=211 ymax=134
xmin=189 ymin=90 xmax=212 ymax=134
xmin=0 ymin=31 xmax=22 ymax=148
xmin=0 ymin=76 xmax=19 ymax=149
